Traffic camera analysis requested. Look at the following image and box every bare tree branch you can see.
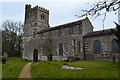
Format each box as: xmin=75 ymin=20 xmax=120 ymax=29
xmin=76 ymin=0 xmax=120 ymax=29
xmin=77 ymin=0 xmax=120 ymax=18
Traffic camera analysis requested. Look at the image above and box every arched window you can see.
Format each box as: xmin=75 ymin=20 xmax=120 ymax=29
xmin=112 ymin=39 xmax=120 ymax=52
xmin=77 ymin=42 xmax=81 ymax=52
xmin=41 ymin=14 xmax=45 ymax=19
xmin=59 ymin=43 xmax=63 ymax=55
xmin=93 ymin=40 xmax=101 ymax=53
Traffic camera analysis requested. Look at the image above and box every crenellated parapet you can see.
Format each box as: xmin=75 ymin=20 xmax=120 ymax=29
xmin=33 ymin=5 xmax=49 ymax=14
xmin=24 ymin=4 xmax=49 ymax=37
xmin=25 ymin=4 xmax=31 ymax=9
xmin=25 ymin=4 xmax=49 ymax=14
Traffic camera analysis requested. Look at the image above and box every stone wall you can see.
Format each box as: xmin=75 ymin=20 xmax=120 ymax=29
xmin=23 ymin=17 xmax=93 ymax=61
xmin=23 ymin=5 xmax=96 ymax=61
xmin=84 ymin=34 xmax=120 ymax=61
xmin=82 ymin=17 xmax=93 ymax=35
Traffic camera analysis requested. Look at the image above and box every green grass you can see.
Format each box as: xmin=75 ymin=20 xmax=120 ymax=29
xmin=31 ymin=61 xmax=119 ymax=78
xmin=0 ymin=63 xmax=2 ymax=79
xmin=2 ymin=57 xmax=28 ymax=78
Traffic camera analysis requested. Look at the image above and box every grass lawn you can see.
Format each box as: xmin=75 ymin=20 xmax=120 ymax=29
xmin=2 ymin=57 xmax=28 ymax=78
xmin=31 ymin=61 xmax=119 ymax=78
xmin=0 ymin=63 xmax=2 ymax=78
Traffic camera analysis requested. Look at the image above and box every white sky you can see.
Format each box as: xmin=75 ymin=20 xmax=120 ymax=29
xmin=0 ymin=0 xmax=118 ymax=31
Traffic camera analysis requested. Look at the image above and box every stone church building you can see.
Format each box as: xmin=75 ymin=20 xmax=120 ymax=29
xmin=23 ymin=4 xmax=120 ymax=62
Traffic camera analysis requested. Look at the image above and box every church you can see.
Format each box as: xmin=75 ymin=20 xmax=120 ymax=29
xmin=23 ymin=4 xmax=120 ymax=62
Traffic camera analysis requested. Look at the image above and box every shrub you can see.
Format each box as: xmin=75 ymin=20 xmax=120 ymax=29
xmin=67 ymin=56 xmax=75 ymax=62
xmin=66 ymin=56 xmax=81 ymax=62
xmin=2 ymin=58 xmax=6 ymax=64
xmin=48 ymin=54 xmax=52 ymax=61
xmin=74 ymin=57 xmax=81 ymax=61
xmin=23 ymin=59 xmax=30 ymax=61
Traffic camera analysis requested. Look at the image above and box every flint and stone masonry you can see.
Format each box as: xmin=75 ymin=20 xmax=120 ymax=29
xmin=23 ymin=4 xmax=120 ymax=62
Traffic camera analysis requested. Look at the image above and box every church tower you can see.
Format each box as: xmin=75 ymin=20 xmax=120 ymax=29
xmin=23 ymin=4 xmax=49 ymax=59
xmin=23 ymin=4 xmax=49 ymax=37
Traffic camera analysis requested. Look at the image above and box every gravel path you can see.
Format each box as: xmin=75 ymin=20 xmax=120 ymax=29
xmin=18 ymin=62 xmax=32 ymax=78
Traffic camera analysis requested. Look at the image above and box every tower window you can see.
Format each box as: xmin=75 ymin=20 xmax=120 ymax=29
xmin=41 ymin=14 xmax=45 ymax=19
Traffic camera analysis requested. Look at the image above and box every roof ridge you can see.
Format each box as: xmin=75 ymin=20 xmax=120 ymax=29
xmin=84 ymin=28 xmax=116 ymax=37
xmin=37 ymin=17 xmax=87 ymax=34
xmin=52 ymin=17 xmax=87 ymax=28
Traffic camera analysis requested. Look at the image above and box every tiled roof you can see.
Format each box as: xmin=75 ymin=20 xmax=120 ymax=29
xmin=37 ymin=18 xmax=86 ymax=34
xmin=83 ymin=28 xmax=116 ymax=38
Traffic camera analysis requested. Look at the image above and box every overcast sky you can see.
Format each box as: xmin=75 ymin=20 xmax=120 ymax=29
xmin=0 ymin=0 xmax=118 ymax=31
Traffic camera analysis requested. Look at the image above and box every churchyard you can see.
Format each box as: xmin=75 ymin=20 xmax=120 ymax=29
xmin=2 ymin=57 xmax=119 ymax=78
xmin=2 ymin=58 xmax=28 ymax=78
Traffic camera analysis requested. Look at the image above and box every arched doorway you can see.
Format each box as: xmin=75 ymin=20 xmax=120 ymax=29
xmin=33 ymin=49 xmax=38 ymax=62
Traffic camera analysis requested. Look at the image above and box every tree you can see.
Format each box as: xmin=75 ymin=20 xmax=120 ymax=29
xmin=114 ymin=22 xmax=120 ymax=45
xmin=77 ymin=0 xmax=120 ymax=19
xmin=77 ymin=0 xmax=120 ymax=43
xmin=2 ymin=20 xmax=23 ymax=57
xmin=111 ymin=23 xmax=120 ymax=63
xmin=79 ymin=0 xmax=120 ymax=62
xmin=42 ymin=38 xmax=53 ymax=63
xmin=2 ymin=30 xmax=16 ymax=56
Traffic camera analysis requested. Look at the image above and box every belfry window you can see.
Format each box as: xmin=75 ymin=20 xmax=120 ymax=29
xmin=112 ymin=39 xmax=120 ymax=52
xmin=41 ymin=14 xmax=45 ymax=19
xmin=93 ymin=40 xmax=101 ymax=53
